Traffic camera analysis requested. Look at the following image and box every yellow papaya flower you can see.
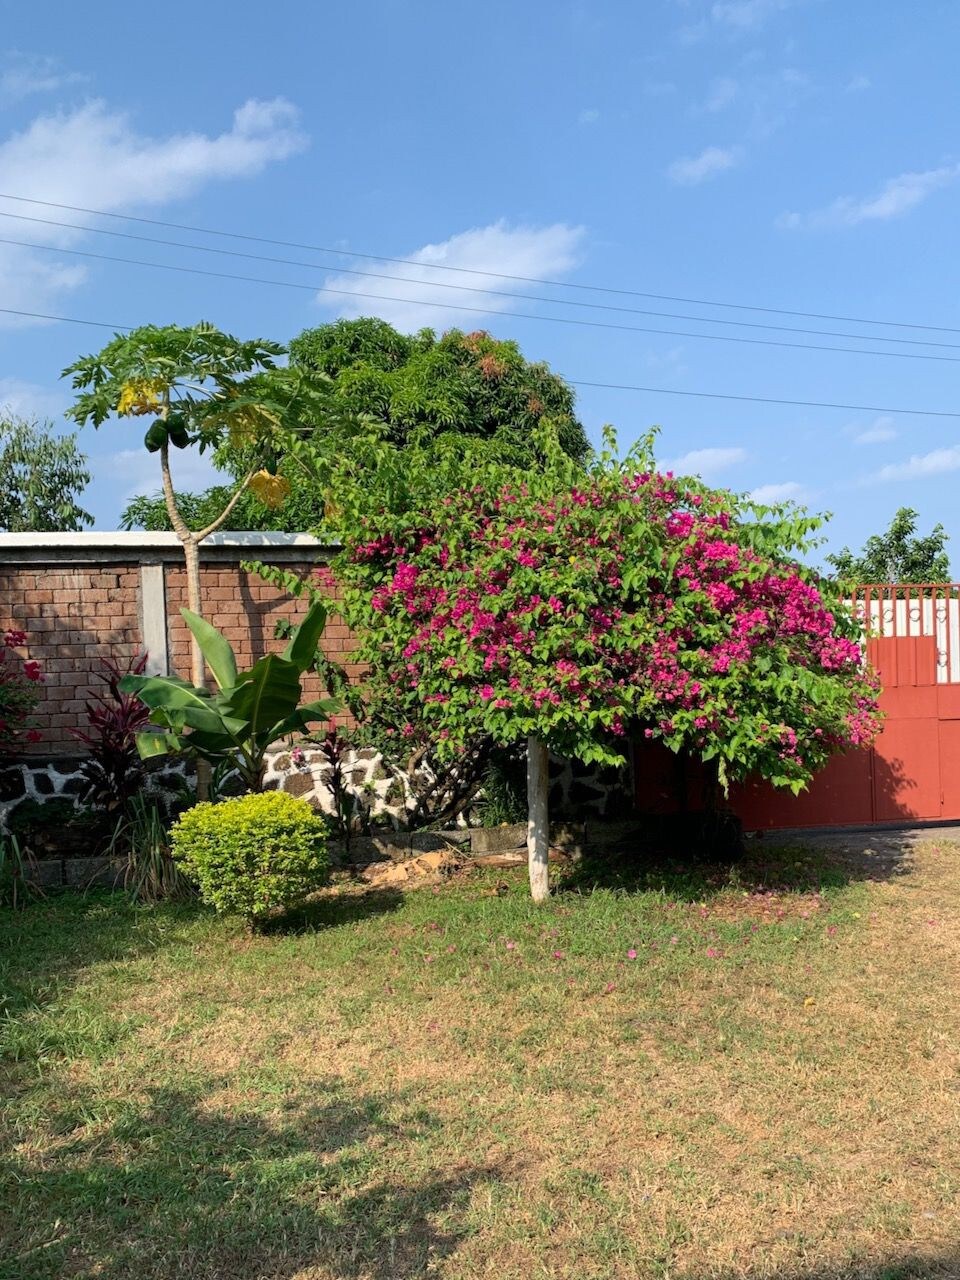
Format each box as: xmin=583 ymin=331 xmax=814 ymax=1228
xmin=117 ymin=378 xmax=165 ymax=416
xmin=227 ymin=406 xmax=268 ymax=446
xmin=249 ymin=470 xmax=291 ymax=509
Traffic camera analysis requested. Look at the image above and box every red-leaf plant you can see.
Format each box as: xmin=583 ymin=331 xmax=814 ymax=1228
xmin=70 ymin=653 xmax=152 ymax=813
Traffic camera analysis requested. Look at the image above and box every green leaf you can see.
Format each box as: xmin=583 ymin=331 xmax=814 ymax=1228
xmin=134 ymin=730 xmax=180 ymax=759
xmin=283 ymin=600 xmax=328 ymax=672
xmin=226 ymin=654 xmax=302 ymax=737
xmin=180 ymin=609 xmax=238 ymax=691
xmin=122 ymin=673 xmax=225 ymax=735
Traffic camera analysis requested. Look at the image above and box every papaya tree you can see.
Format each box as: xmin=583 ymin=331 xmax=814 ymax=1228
xmin=325 ymin=429 xmax=881 ymax=900
xmin=62 ymin=322 xmax=340 ymax=694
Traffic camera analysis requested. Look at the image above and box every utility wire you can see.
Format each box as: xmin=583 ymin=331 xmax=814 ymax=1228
xmin=1 ymin=207 xmax=957 ymax=352
xmin=1 ymin=189 xmax=958 ymax=337
xmin=6 ymin=304 xmax=960 ymax=420
xmin=4 ymin=234 xmax=960 ymax=366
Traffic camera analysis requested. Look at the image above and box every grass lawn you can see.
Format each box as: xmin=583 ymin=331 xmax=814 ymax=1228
xmin=2 ymin=837 xmax=960 ymax=1279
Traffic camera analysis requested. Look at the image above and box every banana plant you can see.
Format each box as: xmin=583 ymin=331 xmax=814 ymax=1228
xmin=120 ymin=601 xmax=341 ymax=792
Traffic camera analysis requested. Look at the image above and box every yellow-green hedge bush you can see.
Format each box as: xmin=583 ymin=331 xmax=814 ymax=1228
xmin=170 ymin=792 xmax=328 ymax=924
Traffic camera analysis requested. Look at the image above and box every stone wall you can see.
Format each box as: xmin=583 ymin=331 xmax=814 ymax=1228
xmin=1 ymin=745 xmax=632 ymax=831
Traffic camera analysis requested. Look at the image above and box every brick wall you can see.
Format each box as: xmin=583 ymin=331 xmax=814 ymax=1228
xmin=0 ymin=534 xmax=354 ymax=756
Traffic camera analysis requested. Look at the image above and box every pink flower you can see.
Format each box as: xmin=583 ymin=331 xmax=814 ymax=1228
xmin=505 ymin=940 xmax=516 ymax=950
xmin=626 ymin=948 xmax=638 ymax=960
xmin=553 ymin=950 xmax=565 ymax=959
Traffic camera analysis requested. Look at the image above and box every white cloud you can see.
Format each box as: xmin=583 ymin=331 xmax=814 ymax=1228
xmin=0 ymin=52 xmax=85 ymax=102
xmin=749 ymin=480 xmax=805 ymax=503
xmin=663 ymin=445 xmax=747 ymax=477
xmin=0 ymin=97 xmax=307 ymax=326
xmin=852 ymin=415 xmax=897 ymax=445
xmin=107 ymin=445 xmax=223 ymax=507
xmin=668 ymin=145 xmax=742 ymax=184
xmin=0 ymin=377 xmax=66 ymax=420
xmin=711 ymin=0 xmax=792 ymax=29
xmin=869 ymin=447 xmax=960 ymax=483
xmin=578 ymin=108 xmax=600 ymax=125
xmin=704 ymin=76 xmax=739 ymax=111
xmin=845 ymin=73 xmax=871 ymax=93
xmin=678 ymin=0 xmax=792 ymax=42
xmin=316 ymin=220 xmax=585 ymax=332
xmin=779 ymin=163 xmax=960 ymax=230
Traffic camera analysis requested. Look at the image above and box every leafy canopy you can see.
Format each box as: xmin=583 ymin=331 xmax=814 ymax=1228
xmin=289 ymin=318 xmax=590 ymax=464
xmin=828 ymin=507 xmax=951 ymax=584
xmin=0 ymin=414 xmax=91 ymax=532
xmin=119 ymin=318 xmax=589 ymax=532
xmin=63 ymin=321 xmax=344 ymax=522
xmin=324 ymin=428 xmax=880 ymax=795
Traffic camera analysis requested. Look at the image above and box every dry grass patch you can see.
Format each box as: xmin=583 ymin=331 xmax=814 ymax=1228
xmin=2 ymin=838 xmax=960 ymax=1278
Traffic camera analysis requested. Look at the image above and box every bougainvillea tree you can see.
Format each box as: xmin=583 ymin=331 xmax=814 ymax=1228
xmin=325 ymin=429 xmax=881 ymax=900
xmin=1 ymin=630 xmax=43 ymax=753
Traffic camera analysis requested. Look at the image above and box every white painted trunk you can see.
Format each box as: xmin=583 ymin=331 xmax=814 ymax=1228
xmin=526 ymin=735 xmax=550 ymax=902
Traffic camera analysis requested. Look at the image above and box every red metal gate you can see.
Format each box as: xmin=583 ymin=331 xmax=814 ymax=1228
xmin=634 ymin=583 xmax=960 ymax=830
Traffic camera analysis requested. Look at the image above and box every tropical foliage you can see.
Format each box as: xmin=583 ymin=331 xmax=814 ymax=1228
xmin=62 ymin=323 xmax=345 ymax=709
xmin=120 ymin=601 xmax=340 ymax=792
xmin=69 ymin=653 xmax=152 ymax=813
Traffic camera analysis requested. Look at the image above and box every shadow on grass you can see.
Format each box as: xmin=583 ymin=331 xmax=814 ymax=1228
xmin=260 ymin=885 xmax=406 ymax=936
xmin=0 ymin=894 xmax=200 ymax=1026
xmin=0 ymin=1080 xmax=497 ymax=1279
xmin=558 ymin=835 xmax=879 ymax=904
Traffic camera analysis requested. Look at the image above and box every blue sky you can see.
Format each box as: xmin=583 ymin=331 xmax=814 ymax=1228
xmin=2 ymin=0 xmax=959 ymax=566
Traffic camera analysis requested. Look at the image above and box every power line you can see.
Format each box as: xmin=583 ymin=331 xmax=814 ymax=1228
xmin=5 ymin=303 xmax=960 ymax=419
xmin=2 ymin=206 xmax=958 ymax=352
xmin=1 ymin=307 xmax=126 ymax=330
xmin=569 ymin=379 xmax=960 ymax=419
xmin=4 ymin=233 xmax=960 ymax=366
xmin=1 ymin=189 xmax=958 ymax=337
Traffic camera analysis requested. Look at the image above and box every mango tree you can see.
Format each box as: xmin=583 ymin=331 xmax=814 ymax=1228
xmin=326 ymin=429 xmax=881 ymax=901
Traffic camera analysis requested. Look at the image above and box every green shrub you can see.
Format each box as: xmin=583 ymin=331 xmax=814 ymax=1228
xmin=170 ymin=792 xmax=328 ymax=925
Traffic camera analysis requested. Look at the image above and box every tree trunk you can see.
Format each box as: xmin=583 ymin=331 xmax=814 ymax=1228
xmin=182 ymin=536 xmax=205 ymax=689
xmin=526 ymin=736 xmax=550 ymax=902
